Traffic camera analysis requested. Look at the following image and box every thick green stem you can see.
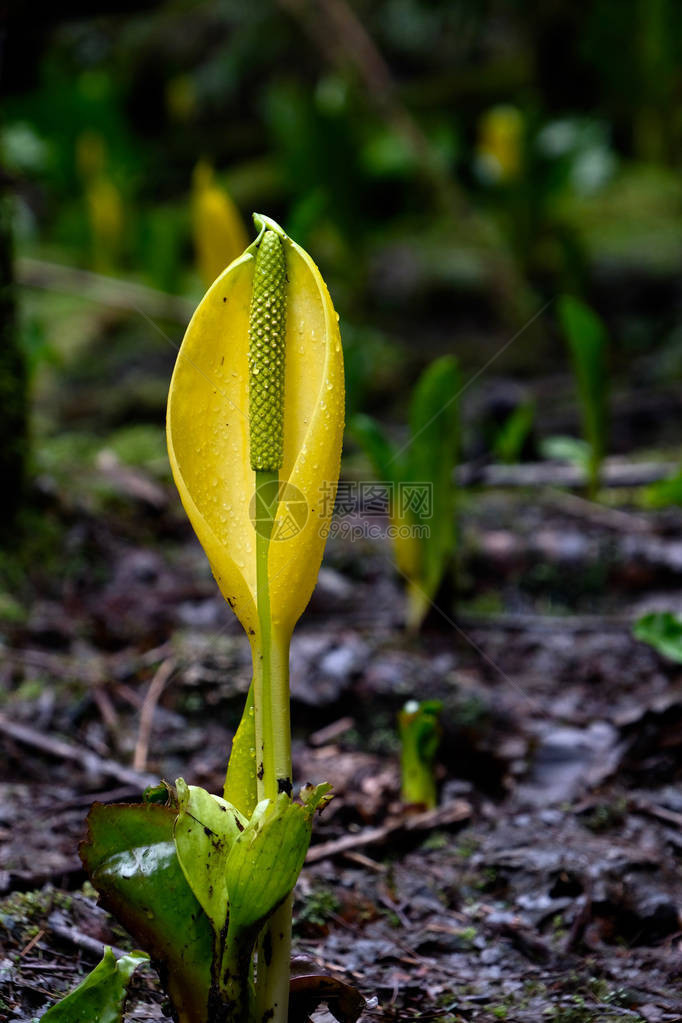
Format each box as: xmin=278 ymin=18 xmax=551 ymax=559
xmin=253 ymin=470 xmax=293 ymax=1023
xmin=256 ymin=627 xmax=292 ymax=1023
xmin=270 ymin=623 xmax=293 ymax=794
xmin=250 ymin=227 xmax=292 ymax=1023
xmin=256 ymin=895 xmax=292 ymax=1023
xmin=218 ymin=931 xmax=255 ymax=1022
xmin=254 ymin=469 xmax=278 ymax=802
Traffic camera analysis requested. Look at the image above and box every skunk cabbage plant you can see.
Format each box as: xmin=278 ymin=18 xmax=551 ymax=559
xmin=557 ymin=295 xmax=609 ymax=499
xmin=45 ymin=216 xmax=360 ymax=1023
xmin=76 ymin=132 xmax=124 ymax=273
xmin=398 ymin=699 xmax=443 ymax=809
xmin=353 ymin=355 xmax=460 ymax=631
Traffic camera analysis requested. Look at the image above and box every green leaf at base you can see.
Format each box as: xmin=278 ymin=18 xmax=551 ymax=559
xmin=633 ymin=611 xmax=682 ymax=663
xmin=40 ymin=947 xmax=148 ymax=1023
xmin=174 ymin=778 xmax=247 ymax=932
xmin=226 ymin=793 xmax=312 ymax=944
xmin=80 ymin=802 xmax=214 ymax=1023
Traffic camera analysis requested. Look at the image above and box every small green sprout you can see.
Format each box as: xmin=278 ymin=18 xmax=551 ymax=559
xmin=353 ymin=355 xmax=459 ymax=631
xmin=642 ymin=468 xmax=682 ymax=508
xmin=294 ymin=885 xmax=340 ymax=933
xmin=633 ymin=610 xmax=682 ymax=663
xmin=493 ymin=400 xmax=535 ymax=464
xmin=555 ymin=295 xmax=609 ymax=499
xmin=41 ymin=948 xmax=148 ymax=1023
xmin=398 ymin=698 xmax=443 ymax=809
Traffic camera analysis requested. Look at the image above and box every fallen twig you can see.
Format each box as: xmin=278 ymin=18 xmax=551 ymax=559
xmin=1 ymin=863 xmax=85 ymax=895
xmin=92 ymin=686 xmax=119 ymax=730
xmin=133 ymin=657 xmax=177 ymax=772
xmin=492 ymin=919 xmax=555 ymax=963
xmin=0 ymin=711 xmax=157 ymax=789
xmin=458 ymin=612 xmax=631 ymax=632
xmin=95 ymin=450 xmax=167 ymax=509
xmin=20 ymin=929 xmax=45 ymax=957
xmin=544 ymin=489 xmax=653 ymax=534
xmin=458 ymin=458 xmax=678 ymax=490
xmin=47 ymin=911 xmax=128 ymax=960
xmin=306 ymin=800 xmax=471 ymax=863
xmin=17 ymin=256 xmax=195 ymax=323
xmin=341 ymin=850 xmax=387 ymax=873
xmin=632 ymin=799 xmax=682 ymax=831
xmin=309 ymin=716 xmax=355 ymax=747
xmin=2 ymin=641 xmax=174 ymax=686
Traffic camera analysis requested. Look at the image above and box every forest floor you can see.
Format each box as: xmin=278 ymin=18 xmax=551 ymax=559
xmin=1 ymin=450 xmax=681 ymax=1023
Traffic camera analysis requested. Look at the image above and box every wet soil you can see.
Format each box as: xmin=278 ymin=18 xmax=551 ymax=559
xmin=1 ymin=476 xmax=681 ymax=1023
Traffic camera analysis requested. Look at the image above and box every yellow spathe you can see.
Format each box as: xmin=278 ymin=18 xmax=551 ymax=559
xmin=167 ymin=215 xmax=344 ymax=639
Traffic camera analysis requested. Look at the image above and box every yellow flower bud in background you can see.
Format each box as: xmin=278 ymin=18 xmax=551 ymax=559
xmin=476 ymin=105 xmax=523 ymax=184
xmin=192 ymin=161 xmax=249 ymax=287
xmin=76 ymin=132 xmax=124 ymax=271
xmin=85 ymin=177 xmax=124 ymax=272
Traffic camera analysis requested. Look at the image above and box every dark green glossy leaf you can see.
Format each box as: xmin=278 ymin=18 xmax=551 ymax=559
xmin=41 ymin=947 xmax=147 ymax=1023
xmin=80 ymin=802 xmax=214 ymax=1023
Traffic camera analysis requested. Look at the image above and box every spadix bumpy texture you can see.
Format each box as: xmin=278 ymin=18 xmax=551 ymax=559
xmin=248 ymin=230 xmax=286 ymax=471
xmin=167 ymin=215 xmax=344 ymax=638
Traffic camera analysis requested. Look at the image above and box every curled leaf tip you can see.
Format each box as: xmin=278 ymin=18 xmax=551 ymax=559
xmin=252 ymin=212 xmax=287 ymax=238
